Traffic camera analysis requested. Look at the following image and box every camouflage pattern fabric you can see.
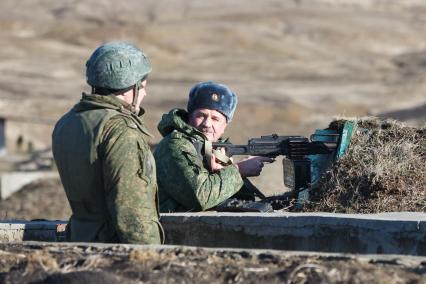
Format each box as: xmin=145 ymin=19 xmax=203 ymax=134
xmin=154 ymin=108 xmax=244 ymax=212
xmin=52 ymin=93 xmax=162 ymax=244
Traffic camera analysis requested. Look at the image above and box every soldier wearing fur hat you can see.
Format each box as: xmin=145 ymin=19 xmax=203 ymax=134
xmin=52 ymin=42 xmax=163 ymax=244
xmin=154 ymin=81 xmax=273 ymax=212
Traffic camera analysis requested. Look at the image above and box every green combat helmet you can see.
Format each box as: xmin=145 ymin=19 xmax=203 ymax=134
xmin=86 ymin=42 xmax=152 ymax=90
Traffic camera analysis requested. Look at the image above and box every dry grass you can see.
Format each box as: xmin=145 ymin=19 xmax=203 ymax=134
xmin=1 ymin=243 xmax=424 ymax=283
xmin=306 ymin=117 xmax=426 ymax=213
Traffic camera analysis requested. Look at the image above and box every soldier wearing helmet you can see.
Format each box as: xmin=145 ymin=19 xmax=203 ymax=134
xmin=52 ymin=42 xmax=163 ymax=244
xmin=154 ymin=81 xmax=273 ymax=212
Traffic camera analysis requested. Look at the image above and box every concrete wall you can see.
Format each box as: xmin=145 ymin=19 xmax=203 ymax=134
xmin=0 ymin=221 xmax=66 ymax=242
xmin=162 ymin=212 xmax=426 ymax=256
xmin=0 ymin=171 xmax=59 ymax=200
xmin=0 ymin=212 xmax=425 ymax=256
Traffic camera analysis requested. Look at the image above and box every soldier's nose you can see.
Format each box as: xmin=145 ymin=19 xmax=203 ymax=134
xmin=202 ymin=117 xmax=212 ymax=127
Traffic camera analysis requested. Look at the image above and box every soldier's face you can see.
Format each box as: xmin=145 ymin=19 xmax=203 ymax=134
xmin=189 ymin=108 xmax=228 ymax=142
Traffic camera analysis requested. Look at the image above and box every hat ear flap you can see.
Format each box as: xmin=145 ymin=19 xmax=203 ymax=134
xmin=186 ymin=82 xmax=203 ymax=113
xmin=225 ymin=91 xmax=238 ymax=122
xmin=188 ymin=84 xmax=199 ymax=101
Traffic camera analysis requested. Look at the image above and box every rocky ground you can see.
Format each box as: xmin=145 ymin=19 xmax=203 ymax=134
xmin=0 ymin=242 xmax=425 ymax=284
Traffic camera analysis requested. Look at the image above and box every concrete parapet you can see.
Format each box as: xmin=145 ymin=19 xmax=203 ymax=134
xmin=0 ymin=212 xmax=425 ymax=256
xmin=0 ymin=221 xmax=66 ymax=242
xmin=161 ymin=212 xmax=426 ymax=256
xmin=0 ymin=171 xmax=59 ymax=200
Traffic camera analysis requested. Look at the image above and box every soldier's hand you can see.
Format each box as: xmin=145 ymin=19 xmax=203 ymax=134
xmin=235 ymin=156 xmax=275 ymax=177
xmin=210 ymin=148 xmax=226 ymax=172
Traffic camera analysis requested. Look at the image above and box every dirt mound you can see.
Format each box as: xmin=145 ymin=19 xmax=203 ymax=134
xmin=0 ymin=243 xmax=424 ymax=284
xmin=306 ymin=117 xmax=426 ymax=213
xmin=0 ymin=178 xmax=70 ymax=221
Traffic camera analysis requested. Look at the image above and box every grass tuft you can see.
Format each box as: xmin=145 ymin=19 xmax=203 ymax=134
xmin=306 ymin=117 xmax=426 ymax=213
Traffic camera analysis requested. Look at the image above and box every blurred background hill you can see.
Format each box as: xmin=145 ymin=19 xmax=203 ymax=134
xmin=0 ymin=0 xmax=425 ymax=199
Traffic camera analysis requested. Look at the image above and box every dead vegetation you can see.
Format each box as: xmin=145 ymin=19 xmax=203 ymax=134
xmin=306 ymin=117 xmax=426 ymax=213
xmin=0 ymin=243 xmax=424 ymax=284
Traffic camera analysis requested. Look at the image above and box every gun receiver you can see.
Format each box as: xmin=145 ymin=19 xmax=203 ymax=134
xmin=212 ymin=134 xmax=337 ymax=158
xmin=212 ymin=134 xmax=339 ymax=203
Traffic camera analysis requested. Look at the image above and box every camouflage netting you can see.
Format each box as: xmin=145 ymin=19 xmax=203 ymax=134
xmin=306 ymin=117 xmax=426 ymax=213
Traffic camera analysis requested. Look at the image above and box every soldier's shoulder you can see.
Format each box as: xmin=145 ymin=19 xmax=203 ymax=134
xmin=105 ymin=114 xmax=144 ymax=130
xmin=102 ymin=115 xmax=141 ymax=140
xmin=108 ymin=114 xmax=138 ymax=128
xmin=168 ymin=130 xmax=195 ymax=145
xmin=170 ymin=130 xmax=184 ymax=139
xmin=157 ymin=130 xmax=193 ymax=151
xmin=173 ymin=133 xmax=202 ymax=156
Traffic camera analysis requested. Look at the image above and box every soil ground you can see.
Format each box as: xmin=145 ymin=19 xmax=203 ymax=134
xmin=0 ymin=242 xmax=425 ymax=284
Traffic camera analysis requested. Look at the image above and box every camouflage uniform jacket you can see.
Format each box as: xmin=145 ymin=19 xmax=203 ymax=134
xmin=52 ymin=93 xmax=163 ymax=244
xmin=154 ymin=108 xmax=244 ymax=212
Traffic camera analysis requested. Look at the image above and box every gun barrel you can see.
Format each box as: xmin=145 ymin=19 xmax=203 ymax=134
xmin=212 ymin=143 xmax=281 ymax=157
xmin=212 ymin=143 xmax=251 ymax=156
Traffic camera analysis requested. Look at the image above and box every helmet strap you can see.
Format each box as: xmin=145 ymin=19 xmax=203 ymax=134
xmin=131 ymin=80 xmax=141 ymax=114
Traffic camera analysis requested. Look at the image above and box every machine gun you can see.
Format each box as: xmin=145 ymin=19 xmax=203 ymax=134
xmin=212 ymin=121 xmax=355 ymax=206
xmin=212 ymin=135 xmax=337 ymax=195
xmin=212 ymin=135 xmax=337 ymax=157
